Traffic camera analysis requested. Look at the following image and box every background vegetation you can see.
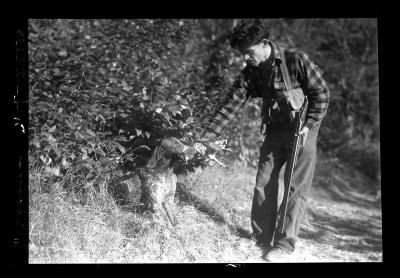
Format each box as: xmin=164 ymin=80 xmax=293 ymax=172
xmin=26 ymin=19 xmax=380 ymax=263
xmin=28 ymin=19 xmax=379 ymax=184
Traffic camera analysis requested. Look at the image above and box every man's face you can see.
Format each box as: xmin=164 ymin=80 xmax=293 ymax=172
xmin=238 ymin=40 xmax=270 ymax=67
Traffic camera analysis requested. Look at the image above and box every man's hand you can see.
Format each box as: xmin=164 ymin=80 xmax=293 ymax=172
xmin=194 ymin=138 xmax=232 ymax=153
xmin=298 ymin=126 xmax=309 ymax=136
xmin=297 ymin=126 xmax=309 ymax=146
xmin=194 ymin=142 xmax=207 ymax=156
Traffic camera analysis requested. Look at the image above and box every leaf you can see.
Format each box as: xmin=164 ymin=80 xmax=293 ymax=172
xmin=116 ymin=143 xmax=126 ymax=154
xmin=40 ymin=155 xmax=47 ymax=164
xmin=129 ymin=135 xmax=135 ymax=140
xmin=45 ymin=166 xmax=52 ymax=174
xmin=52 ymin=146 xmax=61 ymax=158
xmin=70 ymin=153 xmax=76 ymax=160
xmin=155 ymin=70 xmax=163 ymax=78
xmin=120 ymin=113 xmax=129 ymax=118
xmin=86 ymin=129 xmax=96 ymax=137
xmin=98 ymin=114 xmax=106 ymax=123
xmin=168 ymin=105 xmax=181 ymax=113
xmin=45 ymin=166 xmax=59 ymax=176
xmin=114 ymin=170 xmax=123 ymax=177
xmin=115 ymin=136 xmax=128 ymax=142
xmin=179 ymin=98 xmax=189 ymax=105
xmin=121 ymin=80 xmax=132 ymax=91
xmin=145 ymin=131 xmax=150 ymax=138
xmin=53 ymin=167 xmax=60 ymax=176
xmin=58 ymin=49 xmax=68 ymax=57
xmin=65 ymin=119 xmax=73 ymax=129
xmin=155 ymin=107 xmax=163 ymax=113
xmin=161 ymin=112 xmax=170 ymax=121
xmin=82 ymin=153 xmax=89 ymax=160
xmin=62 ymin=157 xmax=68 ymax=166
xmin=95 ymin=148 xmax=106 ymax=156
xmin=139 ymin=145 xmax=151 ymax=150
xmin=32 ymin=140 xmax=40 ymax=148
xmin=74 ymin=131 xmax=84 ymax=139
xmin=49 ymin=125 xmax=56 ymax=133
xmin=135 ymin=129 xmax=142 ymax=136
xmin=80 ymin=147 xmax=87 ymax=154
xmin=48 ymin=134 xmax=57 ymax=144
xmin=53 ymin=68 xmax=63 ymax=77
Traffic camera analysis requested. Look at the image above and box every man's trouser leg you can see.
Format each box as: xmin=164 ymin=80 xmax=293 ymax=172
xmin=251 ymin=130 xmax=287 ymax=247
xmin=274 ymin=125 xmax=319 ymax=251
xmin=251 ymin=125 xmax=319 ymax=249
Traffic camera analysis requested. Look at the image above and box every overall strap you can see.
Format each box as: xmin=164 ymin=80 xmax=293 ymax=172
xmin=279 ymin=48 xmax=293 ymax=91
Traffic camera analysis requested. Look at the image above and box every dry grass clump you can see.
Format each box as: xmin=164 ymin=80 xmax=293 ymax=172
xmin=29 ymin=163 xmax=261 ymax=263
xmin=29 ymin=175 xmax=127 ymax=263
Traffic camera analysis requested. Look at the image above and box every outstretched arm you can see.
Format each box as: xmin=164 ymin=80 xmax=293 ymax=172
xmin=200 ymin=74 xmax=250 ymax=140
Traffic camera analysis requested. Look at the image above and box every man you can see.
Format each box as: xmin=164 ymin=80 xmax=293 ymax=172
xmin=199 ymin=19 xmax=329 ymax=262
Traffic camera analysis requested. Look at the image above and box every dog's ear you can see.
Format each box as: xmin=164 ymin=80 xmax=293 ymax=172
xmin=161 ymin=137 xmax=185 ymax=155
xmin=183 ymin=146 xmax=197 ymax=161
xmin=147 ymin=145 xmax=165 ymax=169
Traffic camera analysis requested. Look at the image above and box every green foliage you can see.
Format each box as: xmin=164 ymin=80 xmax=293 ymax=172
xmin=28 ymin=19 xmax=380 ymax=192
xmin=29 ymin=19 xmax=218 ymax=189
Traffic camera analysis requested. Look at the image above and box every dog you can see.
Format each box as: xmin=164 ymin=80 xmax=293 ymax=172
xmin=137 ymin=137 xmax=198 ymax=226
xmin=110 ymin=137 xmax=227 ymax=226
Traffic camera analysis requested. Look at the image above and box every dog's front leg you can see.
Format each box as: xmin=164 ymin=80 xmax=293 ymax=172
xmin=162 ymin=198 xmax=176 ymax=227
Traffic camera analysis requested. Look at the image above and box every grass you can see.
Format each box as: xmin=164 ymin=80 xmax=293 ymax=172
xmin=29 ymin=155 xmax=382 ymax=263
xmin=29 ymin=162 xmax=263 ymax=263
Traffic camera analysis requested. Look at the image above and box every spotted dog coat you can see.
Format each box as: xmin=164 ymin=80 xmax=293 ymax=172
xmin=138 ymin=137 xmax=197 ymax=226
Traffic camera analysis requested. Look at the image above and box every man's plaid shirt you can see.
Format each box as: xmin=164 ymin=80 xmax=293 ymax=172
xmin=201 ymin=41 xmax=330 ymax=139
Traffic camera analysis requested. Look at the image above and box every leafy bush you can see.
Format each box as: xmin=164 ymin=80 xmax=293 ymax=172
xmin=28 ymin=19 xmax=380 ymax=195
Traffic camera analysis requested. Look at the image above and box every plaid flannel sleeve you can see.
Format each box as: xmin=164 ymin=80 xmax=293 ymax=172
xmin=200 ymin=74 xmax=249 ymax=140
xmin=297 ymin=52 xmax=330 ymax=130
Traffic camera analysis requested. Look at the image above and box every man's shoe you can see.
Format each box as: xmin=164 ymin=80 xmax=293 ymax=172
xmin=263 ymin=245 xmax=294 ymax=262
xmin=250 ymin=234 xmax=272 ymax=249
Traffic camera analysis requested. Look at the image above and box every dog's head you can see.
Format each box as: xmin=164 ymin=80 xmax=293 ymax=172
xmin=147 ymin=137 xmax=197 ymax=169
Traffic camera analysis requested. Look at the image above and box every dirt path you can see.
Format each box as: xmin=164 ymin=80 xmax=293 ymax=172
xmin=224 ymin=190 xmax=382 ymax=263
xmin=293 ymin=186 xmax=382 ymax=262
xmin=173 ymin=159 xmax=383 ymax=263
xmin=241 ymin=180 xmax=382 ymax=262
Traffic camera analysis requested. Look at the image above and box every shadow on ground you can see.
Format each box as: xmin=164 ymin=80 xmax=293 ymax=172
xmin=176 ymin=182 xmax=252 ymax=240
xmin=300 ymin=207 xmax=382 ymax=254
